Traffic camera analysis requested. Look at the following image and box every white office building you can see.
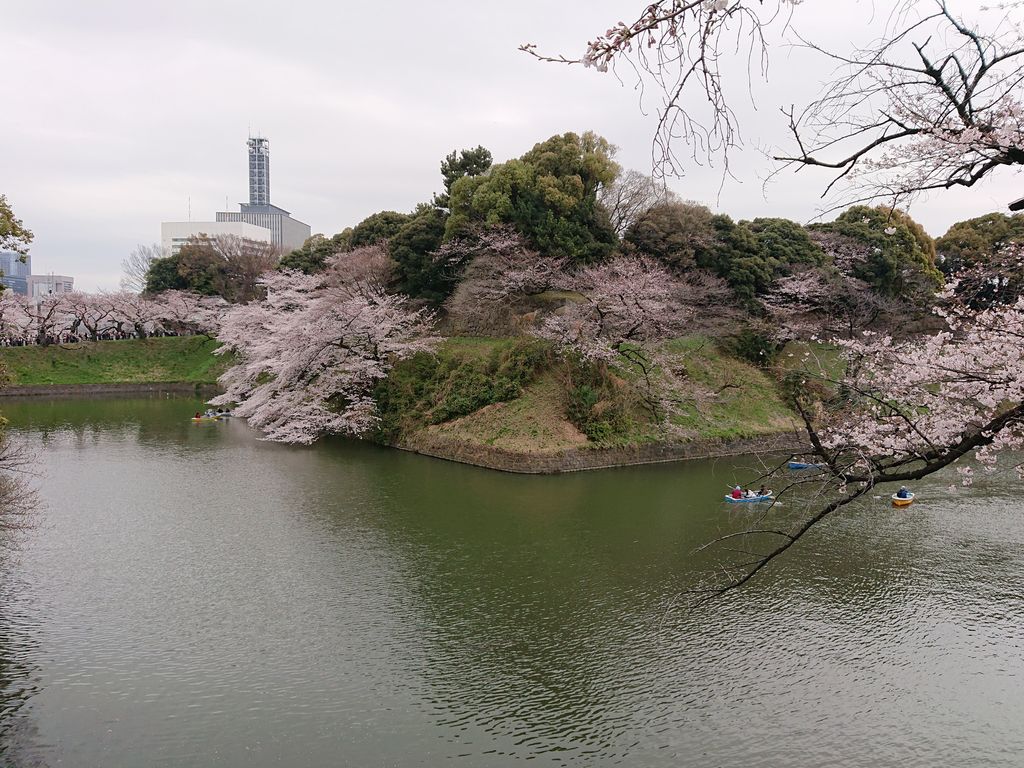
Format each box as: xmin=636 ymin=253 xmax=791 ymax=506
xmin=160 ymin=221 xmax=275 ymax=256
xmin=28 ymin=274 xmax=75 ymax=299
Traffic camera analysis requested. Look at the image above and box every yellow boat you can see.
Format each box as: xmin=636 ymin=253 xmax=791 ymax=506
xmin=891 ymin=492 xmax=914 ymax=507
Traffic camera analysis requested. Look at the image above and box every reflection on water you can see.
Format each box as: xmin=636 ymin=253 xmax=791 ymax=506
xmin=0 ymin=395 xmax=1022 ymax=767
xmin=0 ymin=571 xmax=43 ymax=767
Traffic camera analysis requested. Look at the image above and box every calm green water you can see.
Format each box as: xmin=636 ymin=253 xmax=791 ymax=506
xmin=0 ymin=396 xmax=1021 ymax=767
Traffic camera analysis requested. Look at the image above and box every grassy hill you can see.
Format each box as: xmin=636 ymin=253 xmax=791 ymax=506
xmin=0 ymin=336 xmax=229 ymax=386
xmin=376 ymin=336 xmax=800 ymax=455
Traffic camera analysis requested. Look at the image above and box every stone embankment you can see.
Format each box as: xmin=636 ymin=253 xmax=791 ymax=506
xmin=400 ymin=431 xmax=806 ymax=474
xmin=0 ymin=382 xmax=219 ymax=397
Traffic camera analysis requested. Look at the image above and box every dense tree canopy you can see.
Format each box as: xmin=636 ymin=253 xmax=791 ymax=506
xmin=144 ymin=254 xmax=190 ymax=294
xmin=349 ymin=211 xmax=413 ymax=249
xmin=388 ymin=207 xmax=449 ymax=302
xmin=810 ymin=206 xmax=942 ymax=299
xmin=279 ymin=230 xmax=353 ymax=274
xmin=626 ymin=205 xmax=825 ymax=301
xmin=447 ymin=132 xmax=619 ymax=263
xmin=623 ymin=202 xmax=714 ymax=271
xmin=706 ymin=217 xmax=827 ymax=302
xmin=936 ymin=213 xmax=1024 ymax=274
xmin=434 ymin=146 xmax=493 ymax=209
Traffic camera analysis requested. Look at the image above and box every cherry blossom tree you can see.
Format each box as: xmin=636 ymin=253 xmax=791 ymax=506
xmin=321 ymin=243 xmax=394 ymax=295
xmin=693 ymin=244 xmax=1024 ymax=600
xmin=0 ymin=293 xmax=29 ymax=344
xmin=0 ymin=289 xmax=225 ymax=346
xmin=762 ymin=231 xmax=918 ymax=340
xmin=15 ymin=294 xmax=68 ymax=346
xmin=533 ymin=255 xmax=696 ymax=424
xmin=536 ymin=256 xmax=689 ymax=361
xmin=441 ymin=226 xmax=568 ymax=334
xmin=107 ymin=292 xmax=160 ymax=339
xmin=151 ymin=291 xmax=226 ymax=337
xmin=211 ymin=261 xmax=438 ymax=444
xmin=522 ymin=0 xmax=802 ymax=177
xmin=63 ymin=292 xmax=118 ymax=342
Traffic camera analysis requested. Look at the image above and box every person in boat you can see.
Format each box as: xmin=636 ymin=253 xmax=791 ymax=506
xmin=896 ymin=486 xmax=911 ymax=499
xmin=731 ymin=486 xmax=743 ymax=499
xmin=194 ymin=411 xmax=202 ymax=419
xmin=744 ymin=489 xmax=756 ymax=498
xmin=758 ymin=485 xmax=769 ymax=497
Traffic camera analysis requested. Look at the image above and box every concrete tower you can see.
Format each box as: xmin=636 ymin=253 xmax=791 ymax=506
xmin=247 ymin=136 xmax=270 ymax=206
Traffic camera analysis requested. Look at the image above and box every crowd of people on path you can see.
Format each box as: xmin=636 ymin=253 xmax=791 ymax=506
xmin=0 ymin=329 xmax=194 ymax=347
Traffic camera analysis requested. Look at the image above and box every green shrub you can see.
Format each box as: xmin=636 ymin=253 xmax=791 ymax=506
xmin=722 ymin=327 xmax=783 ymax=367
xmin=373 ymin=338 xmax=551 ymax=441
xmin=563 ymin=361 xmax=632 ymax=444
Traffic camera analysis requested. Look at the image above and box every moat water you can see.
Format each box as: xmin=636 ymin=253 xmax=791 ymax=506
xmin=0 ymin=396 xmax=1021 ymax=767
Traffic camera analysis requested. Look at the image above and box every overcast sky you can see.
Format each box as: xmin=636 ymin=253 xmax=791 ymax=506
xmin=3 ymin=0 xmax=1020 ymax=290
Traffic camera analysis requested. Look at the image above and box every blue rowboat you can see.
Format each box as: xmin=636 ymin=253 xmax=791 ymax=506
xmin=788 ymin=461 xmax=824 ymax=470
xmin=724 ymin=493 xmax=774 ymax=503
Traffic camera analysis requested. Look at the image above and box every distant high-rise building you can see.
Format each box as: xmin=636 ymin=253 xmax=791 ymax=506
xmin=248 ymin=137 xmax=270 ymax=207
xmin=216 ymin=136 xmax=311 ymax=253
xmin=0 ymin=251 xmax=31 ymax=295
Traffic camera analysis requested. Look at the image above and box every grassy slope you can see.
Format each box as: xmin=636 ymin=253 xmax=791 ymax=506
xmin=412 ymin=336 xmax=800 ymax=453
xmin=0 ymin=337 xmax=229 ymax=385
xmin=424 ymin=371 xmax=590 ymax=454
xmin=664 ymin=337 xmax=800 ymax=441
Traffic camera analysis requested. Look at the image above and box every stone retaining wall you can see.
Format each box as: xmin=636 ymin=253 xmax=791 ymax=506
xmin=0 ymin=382 xmax=220 ymax=398
xmin=399 ymin=431 xmax=807 ymax=474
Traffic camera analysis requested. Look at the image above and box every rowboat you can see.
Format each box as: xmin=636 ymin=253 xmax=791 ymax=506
xmin=724 ymin=492 xmax=774 ymax=503
xmin=788 ymin=461 xmax=825 ymax=470
xmin=191 ymin=416 xmax=222 ymax=423
xmin=891 ymin=492 xmax=915 ymax=507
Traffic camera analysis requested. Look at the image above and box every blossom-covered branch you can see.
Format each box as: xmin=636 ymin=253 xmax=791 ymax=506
xmin=522 ymin=1 xmax=804 ymax=177
xmin=694 ymin=250 xmax=1024 ymax=600
xmin=773 ymin=1 xmax=1024 ymax=207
